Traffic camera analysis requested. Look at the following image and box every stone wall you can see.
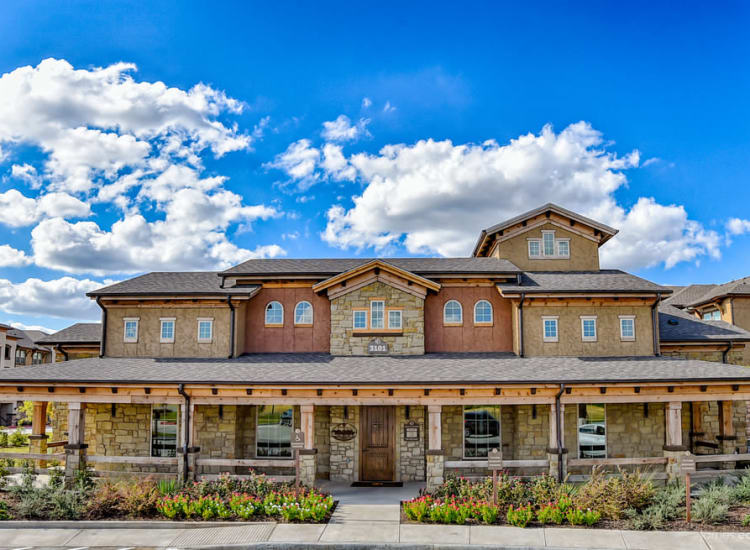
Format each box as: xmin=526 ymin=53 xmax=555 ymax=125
xmin=329 ymin=405 xmax=359 ymax=481
xmin=396 ymin=405 xmax=425 ymax=481
xmin=661 ymin=348 xmax=746 ymax=366
xmin=84 ymin=403 xmax=156 ymax=472
xmin=314 ymin=405 xmax=331 ymax=479
xmin=50 ymin=402 xmax=68 ymax=441
xmin=330 ymin=282 xmax=424 ymax=355
xmin=606 ymin=403 xmax=665 ymax=458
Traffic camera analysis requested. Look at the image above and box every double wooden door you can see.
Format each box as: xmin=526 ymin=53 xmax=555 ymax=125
xmin=360 ymin=406 xmax=395 ymax=481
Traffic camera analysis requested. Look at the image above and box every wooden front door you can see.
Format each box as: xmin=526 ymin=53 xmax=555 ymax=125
xmin=360 ymin=406 xmax=395 ymax=481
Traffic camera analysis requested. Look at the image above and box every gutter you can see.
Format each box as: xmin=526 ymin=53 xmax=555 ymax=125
xmin=96 ymin=297 xmax=107 ymax=358
xmin=555 ymin=383 xmax=565 ymax=482
xmin=227 ymin=297 xmax=236 ymax=359
xmin=723 ymin=341 xmax=733 ymax=364
xmin=177 ymin=383 xmax=191 ymax=483
xmin=57 ymin=346 xmax=69 ymax=362
xmin=651 ymin=293 xmax=662 ymax=356
xmin=518 ymin=293 xmax=526 ymax=357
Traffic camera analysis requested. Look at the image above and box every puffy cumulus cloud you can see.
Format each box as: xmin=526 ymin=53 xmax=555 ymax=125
xmin=0 ymin=245 xmax=32 ymax=267
xmin=726 ymin=218 xmax=750 ymax=236
xmin=0 ymin=276 xmax=108 ymax=320
xmin=11 ymin=163 xmax=42 ymax=188
xmin=321 ymin=115 xmax=370 ymax=142
xmin=321 ymin=122 xmax=718 ymax=270
xmin=0 ymin=189 xmax=91 ymax=227
xmin=7 ymin=321 xmax=55 ymax=334
xmin=267 ymin=139 xmax=321 ymax=190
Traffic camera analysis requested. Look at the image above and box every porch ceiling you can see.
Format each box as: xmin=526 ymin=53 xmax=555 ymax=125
xmin=1 ymin=353 xmax=749 ymax=385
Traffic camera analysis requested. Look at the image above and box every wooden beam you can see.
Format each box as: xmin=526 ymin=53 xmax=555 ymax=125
xmin=301 ymin=404 xmax=314 ymax=449
xmin=666 ymin=401 xmax=682 ymax=448
xmin=719 ymin=400 xmax=735 ymax=438
xmin=428 ymin=405 xmax=441 ymax=451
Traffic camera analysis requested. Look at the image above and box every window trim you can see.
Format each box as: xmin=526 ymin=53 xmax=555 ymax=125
xmin=542 ymin=315 xmax=559 ymax=343
xmin=556 ymin=239 xmax=570 ymax=258
xmin=462 ymin=404 xmax=502 ymax=459
xmin=265 ymin=301 xmax=284 ymax=327
xmin=159 ymin=317 xmax=176 ymax=344
xmin=527 ymin=231 xmax=571 ymax=259
xmin=619 ymin=315 xmax=636 ymax=341
xmin=151 ymin=403 xmax=179 ymax=458
xmin=353 ymin=309 xmax=368 ymax=330
xmin=473 ymin=300 xmax=493 ymax=326
xmin=443 ymin=300 xmax=463 ymax=326
xmin=370 ymin=299 xmax=385 ymax=330
xmin=256 ymin=404 xmax=294 ymax=459
xmin=197 ymin=317 xmax=214 ymax=343
xmin=528 ymin=239 xmax=542 ymax=258
xmin=577 ymin=403 xmax=607 ymax=460
xmin=580 ymin=315 xmax=598 ymax=342
xmin=388 ymin=309 xmax=403 ymax=330
xmin=123 ymin=317 xmax=140 ymax=343
xmin=294 ymin=301 xmax=314 ymax=326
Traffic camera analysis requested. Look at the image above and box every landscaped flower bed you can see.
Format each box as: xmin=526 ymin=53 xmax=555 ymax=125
xmin=0 ymin=462 xmax=334 ymax=522
xmin=402 ymin=469 xmax=750 ymax=531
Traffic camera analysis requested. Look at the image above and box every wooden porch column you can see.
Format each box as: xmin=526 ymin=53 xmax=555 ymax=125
xmin=64 ymin=402 xmax=87 ymax=483
xmin=299 ymin=405 xmax=317 ymax=486
xmin=426 ymin=405 xmax=444 ymax=491
xmin=718 ymin=401 xmax=737 ymax=468
xmin=301 ymin=405 xmax=315 ymax=449
xmin=664 ymin=401 xmax=688 ymax=479
xmin=548 ymin=402 xmax=567 ymax=479
xmin=29 ymin=401 xmax=48 ymax=468
xmin=427 ymin=405 xmax=442 ymax=451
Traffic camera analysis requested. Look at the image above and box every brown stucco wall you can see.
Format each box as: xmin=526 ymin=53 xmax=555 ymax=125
xmin=424 ymin=287 xmax=513 ymax=352
xmin=523 ymin=305 xmax=654 ymax=357
xmin=330 ymin=282 xmax=424 ymax=355
xmin=244 ymin=287 xmax=330 ymax=353
xmin=491 ymin=222 xmax=600 ymax=271
xmin=106 ymin=306 xmax=231 ymax=358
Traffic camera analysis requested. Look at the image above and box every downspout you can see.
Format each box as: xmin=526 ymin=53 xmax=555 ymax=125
xmin=519 ymin=293 xmax=526 ymax=358
xmin=177 ymin=383 xmax=190 ymax=483
xmin=730 ymin=298 xmax=736 ymax=325
xmin=555 ymin=383 xmax=565 ymax=482
xmin=227 ymin=296 xmax=235 ymax=359
xmin=57 ymin=345 xmax=69 ymax=362
xmin=651 ymin=293 xmax=662 ymax=356
xmin=722 ymin=341 xmax=733 ymax=364
xmin=96 ymin=297 xmax=107 ymax=358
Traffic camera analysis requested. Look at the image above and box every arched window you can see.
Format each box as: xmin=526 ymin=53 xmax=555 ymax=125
xmin=265 ymin=301 xmax=284 ymax=325
xmin=474 ymin=300 xmax=493 ymax=324
xmin=443 ymin=300 xmax=463 ymax=324
xmin=294 ymin=301 xmax=313 ymax=325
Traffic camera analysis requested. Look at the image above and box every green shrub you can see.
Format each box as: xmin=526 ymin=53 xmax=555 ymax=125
xmin=742 ymin=513 xmax=750 ymax=527
xmin=118 ymin=480 xmax=160 ymax=518
xmin=8 ymin=430 xmax=28 ymax=447
xmin=692 ymin=495 xmax=728 ymax=524
xmin=566 ymin=507 xmax=601 ymax=526
xmin=157 ymin=478 xmax=181 ymax=496
xmin=506 ymin=503 xmax=534 ymax=528
xmin=49 ymin=489 xmax=87 ymax=520
xmin=0 ymin=431 xmax=8 ymax=447
xmin=732 ymin=473 xmax=750 ymax=504
xmin=537 ymin=501 xmax=565 ymax=525
xmin=574 ymin=468 xmax=654 ymax=520
xmin=0 ymin=501 xmax=11 ymax=520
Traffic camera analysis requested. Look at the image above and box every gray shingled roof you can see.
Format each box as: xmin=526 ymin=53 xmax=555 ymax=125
xmin=88 ymin=272 xmax=260 ymax=297
xmin=2 ymin=353 xmax=749 ymax=385
xmin=659 ymin=304 xmax=750 ymax=342
xmin=37 ymin=323 xmax=102 ymax=345
xmin=663 ymin=284 xmax=717 ymax=308
xmin=221 ymin=257 xmax=520 ymax=277
xmin=687 ymin=277 xmax=750 ymax=307
xmin=7 ymin=329 xmax=52 ymax=352
xmin=497 ymin=270 xmax=670 ymax=294
xmin=483 ymin=203 xmax=618 ymax=237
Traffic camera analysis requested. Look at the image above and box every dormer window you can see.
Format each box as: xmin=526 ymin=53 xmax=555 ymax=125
xmin=528 ymin=230 xmax=570 ymax=259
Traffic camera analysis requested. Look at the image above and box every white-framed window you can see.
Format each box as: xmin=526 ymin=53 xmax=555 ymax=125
xmin=463 ymin=405 xmax=501 ymax=458
xmin=256 ymin=404 xmax=293 ymax=458
xmin=388 ymin=309 xmax=403 ymax=330
xmin=556 ymin=239 xmax=570 ymax=257
xmin=123 ymin=317 xmax=139 ymax=343
xmin=578 ymin=403 xmax=606 ymax=459
xmin=528 ymin=230 xmax=571 ymax=259
xmin=353 ymin=310 xmax=368 ymax=330
xmin=581 ymin=316 xmax=597 ymax=342
xmin=294 ymin=301 xmax=313 ymax=325
xmin=474 ymin=300 xmax=493 ymax=324
xmin=160 ymin=317 xmax=176 ymax=343
xmin=528 ymin=240 xmax=541 ymax=258
xmin=370 ymin=300 xmax=385 ymax=329
xmin=265 ymin=301 xmax=284 ymax=325
xmin=197 ymin=318 xmax=213 ymax=343
xmin=702 ymin=310 xmax=721 ymax=321
xmin=444 ymin=300 xmax=463 ymax=324
xmin=542 ymin=231 xmax=555 ymax=256
xmin=619 ymin=315 xmax=635 ymax=341
xmin=542 ymin=316 xmax=559 ymax=342
xmin=151 ymin=404 xmax=179 ymax=458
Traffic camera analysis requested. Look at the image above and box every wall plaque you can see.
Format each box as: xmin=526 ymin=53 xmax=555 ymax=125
xmin=487 ymin=448 xmax=503 ymax=470
xmin=403 ymin=420 xmax=420 ymax=441
xmin=291 ymin=429 xmax=305 ymax=449
xmin=331 ymin=423 xmax=357 ymax=441
xmin=367 ymin=337 xmax=389 ymax=355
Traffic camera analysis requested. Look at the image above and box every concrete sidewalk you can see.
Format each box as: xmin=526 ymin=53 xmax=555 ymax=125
xmin=2 ymin=505 xmax=750 ymax=549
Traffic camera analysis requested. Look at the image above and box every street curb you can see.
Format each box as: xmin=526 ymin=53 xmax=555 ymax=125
xmin=0 ymin=520 xmax=277 ymax=529
xmin=181 ymin=545 xmax=604 ymax=550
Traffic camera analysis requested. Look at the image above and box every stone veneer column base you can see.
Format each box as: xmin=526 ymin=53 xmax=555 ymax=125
xmin=426 ymin=452 xmax=444 ymax=492
xmin=717 ymin=437 xmax=738 ymax=470
xmin=299 ymin=450 xmax=317 ymax=486
xmin=546 ymin=448 xmax=567 ymax=480
xmin=663 ymin=446 xmax=690 ymax=479
xmin=28 ymin=434 xmax=48 ymax=469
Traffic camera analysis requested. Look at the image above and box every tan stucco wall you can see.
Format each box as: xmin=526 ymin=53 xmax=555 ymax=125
xmin=491 ymin=222 xmax=600 ymax=271
xmin=330 ymin=281 xmax=424 ymax=355
xmin=523 ymin=305 xmax=654 ymax=357
xmin=106 ymin=305 xmax=231 ymax=358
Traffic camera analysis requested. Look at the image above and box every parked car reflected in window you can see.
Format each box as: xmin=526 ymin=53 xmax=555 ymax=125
xmin=578 ymin=404 xmax=606 ymax=458
xmin=463 ymin=405 xmax=500 ymax=458
xmin=256 ymin=404 xmax=293 ymax=458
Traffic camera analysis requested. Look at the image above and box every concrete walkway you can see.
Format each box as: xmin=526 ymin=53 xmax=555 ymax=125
xmin=2 ymin=506 xmax=750 ymax=549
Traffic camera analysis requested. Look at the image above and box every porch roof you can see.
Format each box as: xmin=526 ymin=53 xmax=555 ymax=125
xmin=2 ymin=353 xmax=749 ymax=385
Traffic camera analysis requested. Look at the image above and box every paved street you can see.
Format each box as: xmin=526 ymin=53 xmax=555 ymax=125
xmin=3 ymin=505 xmax=750 ymax=549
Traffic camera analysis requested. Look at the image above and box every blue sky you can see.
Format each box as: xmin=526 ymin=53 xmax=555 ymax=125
xmin=1 ymin=1 xmax=749 ymax=332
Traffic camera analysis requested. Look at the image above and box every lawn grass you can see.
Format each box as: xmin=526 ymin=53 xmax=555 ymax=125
xmin=0 ymin=445 xmax=30 ymax=453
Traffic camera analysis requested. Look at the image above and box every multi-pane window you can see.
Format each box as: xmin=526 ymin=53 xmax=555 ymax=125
xmin=353 ymin=310 xmax=368 ymax=330
xmin=151 ymin=404 xmax=178 ymax=457
xmin=197 ymin=318 xmax=213 ymax=343
xmin=543 ymin=316 xmax=558 ymax=342
xmin=578 ymin=404 xmax=606 ymax=459
xmin=265 ymin=301 xmax=284 ymax=325
xmin=619 ymin=316 xmax=635 ymax=341
xmin=528 ymin=231 xmax=570 ymax=259
xmin=556 ymin=240 xmax=570 ymax=257
xmin=474 ymin=300 xmax=493 ymax=324
xmin=294 ymin=301 xmax=313 ymax=325
xmin=257 ymin=404 xmax=293 ymax=458
xmin=32 ymin=352 xmax=44 ymax=364
xmin=528 ymin=240 xmax=541 ymax=257
xmin=444 ymin=300 xmax=463 ymax=324
xmin=388 ymin=309 xmax=402 ymax=330
xmin=124 ymin=318 xmax=139 ymax=343
xmin=15 ymin=349 xmax=26 ymax=365
xmin=702 ymin=310 xmax=721 ymax=321
xmin=160 ymin=318 xmax=175 ymax=343
xmin=463 ymin=405 xmax=501 ymax=458
xmin=581 ymin=316 xmax=597 ymax=342
xmin=370 ymin=300 xmax=385 ymax=329
xmin=542 ymin=231 xmax=555 ymax=256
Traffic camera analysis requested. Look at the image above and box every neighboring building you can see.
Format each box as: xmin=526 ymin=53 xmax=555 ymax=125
xmin=0 ymin=328 xmax=52 ymax=425
xmin=37 ymin=323 xmax=102 ymax=361
xmin=3 ymin=203 xmax=750 ymax=487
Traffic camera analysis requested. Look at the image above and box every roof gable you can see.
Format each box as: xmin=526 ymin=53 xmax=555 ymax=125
xmin=312 ymin=259 xmax=441 ymax=299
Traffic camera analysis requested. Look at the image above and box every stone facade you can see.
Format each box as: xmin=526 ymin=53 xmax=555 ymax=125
xmin=330 ymin=282 xmax=424 ymax=355
xmin=314 ymin=405 xmax=331 ymax=479
xmin=396 ymin=405 xmax=426 ymax=481
xmin=329 ymin=405 xmax=359 ymax=481
xmin=426 ymin=453 xmax=444 ymax=491
xmin=661 ymin=347 xmax=746 ymax=366
xmin=83 ymin=403 xmax=155 ymax=472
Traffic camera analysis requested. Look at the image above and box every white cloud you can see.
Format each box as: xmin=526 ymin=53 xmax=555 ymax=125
xmin=362 ymin=97 xmax=372 ymax=109
xmin=321 ymin=122 xmax=719 ymax=270
xmin=0 ymin=277 xmax=108 ymax=320
xmin=11 ymin=163 xmax=42 ymax=188
xmin=383 ymin=101 xmax=396 ymax=113
xmin=0 ymin=189 xmax=91 ymax=227
xmin=0 ymin=245 xmax=32 ymax=267
xmin=321 ymin=143 xmax=357 ymax=181
xmin=7 ymin=321 xmax=55 ymax=334
xmin=726 ymin=218 xmax=750 ymax=236
xmin=321 ymin=115 xmax=370 ymax=142
xmin=267 ymin=139 xmax=321 ymax=191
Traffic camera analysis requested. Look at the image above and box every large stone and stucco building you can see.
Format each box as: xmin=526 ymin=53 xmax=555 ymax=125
xmin=3 ymin=203 xmax=750 ymax=487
